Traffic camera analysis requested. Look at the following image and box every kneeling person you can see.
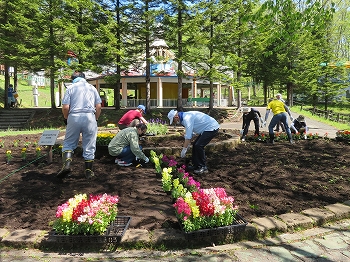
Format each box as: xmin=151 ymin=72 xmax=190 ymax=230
xmin=108 ymin=123 xmax=149 ymax=166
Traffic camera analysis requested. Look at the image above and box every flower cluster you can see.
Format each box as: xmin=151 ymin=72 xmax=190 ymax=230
xmin=35 ymin=147 xmax=42 ymax=157
xmin=96 ymin=133 xmax=115 ymax=146
xmin=147 ymin=119 xmax=168 ymax=135
xmin=336 ymin=130 xmax=350 ymax=140
xmin=150 ymin=151 xmax=238 ymax=232
xmin=5 ymin=150 xmax=12 ymax=162
xmin=21 ymin=148 xmax=27 ymax=160
xmin=53 ymin=193 xmax=119 ymax=235
xmin=173 ymin=188 xmax=237 ymax=232
xmin=150 ymin=150 xmax=163 ymax=174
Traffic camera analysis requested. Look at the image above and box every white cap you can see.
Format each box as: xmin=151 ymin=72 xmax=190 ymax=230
xmin=167 ymin=109 xmax=177 ymax=124
xmin=242 ymin=107 xmax=251 ymax=113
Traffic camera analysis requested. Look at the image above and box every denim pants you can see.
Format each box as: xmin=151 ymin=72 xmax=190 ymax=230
xmin=192 ymin=129 xmax=219 ymax=168
xmin=117 ymin=145 xmax=142 ymax=164
xmin=268 ymin=112 xmax=292 ymax=138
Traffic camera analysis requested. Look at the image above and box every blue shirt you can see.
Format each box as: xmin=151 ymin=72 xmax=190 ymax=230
xmin=180 ymin=111 xmax=220 ymax=140
xmin=62 ymin=78 xmax=102 ymax=114
xmin=8 ymin=87 xmax=14 ymax=98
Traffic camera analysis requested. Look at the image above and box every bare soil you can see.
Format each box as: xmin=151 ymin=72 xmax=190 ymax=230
xmin=0 ymin=132 xmax=350 ymax=233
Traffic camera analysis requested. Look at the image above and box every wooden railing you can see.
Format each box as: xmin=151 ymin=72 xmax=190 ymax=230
xmin=293 ymin=102 xmax=350 ymax=124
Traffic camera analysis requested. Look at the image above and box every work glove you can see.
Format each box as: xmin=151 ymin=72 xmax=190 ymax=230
xmin=144 ymin=157 xmax=149 ymax=164
xmin=240 ymin=129 xmax=244 ymax=135
xmin=63 ymin=118 xmax=67 ymax=125
xmin=181 ymin=147 xmax=187 ymax=158
xmin=263 ymin=121 xmax=267 ymax=127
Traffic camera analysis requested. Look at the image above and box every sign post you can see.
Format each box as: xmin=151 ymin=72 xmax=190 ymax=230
xmin=38 ymin=130 xmax=60 ymax=163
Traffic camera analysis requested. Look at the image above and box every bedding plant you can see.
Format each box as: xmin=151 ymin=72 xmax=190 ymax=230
xmin=53 ymin=193 xmax=119 ymax=235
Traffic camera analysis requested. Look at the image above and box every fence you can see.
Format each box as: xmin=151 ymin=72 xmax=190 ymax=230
xmin=294 ymin=102 xmax=350 ymax=124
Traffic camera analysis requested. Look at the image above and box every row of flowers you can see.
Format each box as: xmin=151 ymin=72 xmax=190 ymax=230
xmin=5 ymin=147 xmax=43 ymax=163
xmin=150 ymin=150 xmax=238 ymax=233
xmin=243 ymin=131 xmax=326 ymax=142
xmin=96 ymin=120 xmax=169 ymax=146
xmin=336 ymin=130 xmax=350 ymax=140
xmin=0 ymin=139 xmax=39 ymax=148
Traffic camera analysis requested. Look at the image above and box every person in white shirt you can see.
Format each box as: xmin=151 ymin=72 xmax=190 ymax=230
xmin=167 ymin=110 xmax=220 ymax=175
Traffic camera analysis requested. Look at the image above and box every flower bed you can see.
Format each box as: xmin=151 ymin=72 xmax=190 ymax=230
xmin=53 ymin=193 xmax=119 ymax=235
xmin=150 ymin=150 xmax=247 ymax=237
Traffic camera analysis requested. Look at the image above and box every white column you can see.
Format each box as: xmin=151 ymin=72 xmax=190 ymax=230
xmin=122 ymin=78 xmax=127 ymax=107
xmin=157 ymin=77 xmax=163 ymax=107
xmin=192 ymin=78 xmax=197 ymax=107
xmin=216 ymin=83 xmax=221 ymax=107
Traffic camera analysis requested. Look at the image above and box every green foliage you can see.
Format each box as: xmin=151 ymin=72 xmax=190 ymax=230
xmin=146 ymin=122 xmax=168 ymax=135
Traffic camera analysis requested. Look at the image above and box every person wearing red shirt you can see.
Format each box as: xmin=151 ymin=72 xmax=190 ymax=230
xmin=118 ymin=105 xmax=148 ymax=130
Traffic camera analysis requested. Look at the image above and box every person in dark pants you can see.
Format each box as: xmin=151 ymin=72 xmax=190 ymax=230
xmin=274 ymin=94 xmax=286 ymax=132
xmin=240 ymin=107 xmax=264 ymax=141
xmin=57 ymin=71 xmax=102 ymax=179
xmin=290 ymin=115 xmax=308 ymax=138
xmin=263 ymin=98 xmax=294 ymax=144
xmin=167 ymin=109 xmax=220 ymax=175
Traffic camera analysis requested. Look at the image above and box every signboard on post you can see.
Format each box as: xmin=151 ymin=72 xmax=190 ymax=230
xmin=38 ymin=130 xmax=60 ymax=164
xmin=38 ymin=130 xmax=60 ymax=146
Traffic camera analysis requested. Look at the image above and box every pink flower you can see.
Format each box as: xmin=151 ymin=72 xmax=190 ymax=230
xmin=173 ymin=197 xmax=191 ymax=216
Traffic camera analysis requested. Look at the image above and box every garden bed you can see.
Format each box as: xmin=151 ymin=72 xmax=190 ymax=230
xmin=1 ymin=133 xmax=350 ymax=234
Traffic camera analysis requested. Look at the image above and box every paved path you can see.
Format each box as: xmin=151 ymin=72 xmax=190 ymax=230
xmin=221 ymin=107 xmax=339 ymax=138
xmin=1 ymin=219 xmax=350 ymax=261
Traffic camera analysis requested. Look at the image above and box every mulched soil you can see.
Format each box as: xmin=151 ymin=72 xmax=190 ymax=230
xmin=0 ymin=132 xmax=350 ymax=233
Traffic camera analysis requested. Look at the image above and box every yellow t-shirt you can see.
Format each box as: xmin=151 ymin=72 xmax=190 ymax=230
xmin=267 ymin=99 xmax=286 ymax=115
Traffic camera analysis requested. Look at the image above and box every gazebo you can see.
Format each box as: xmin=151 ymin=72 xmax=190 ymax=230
xmin=87 ymin=39 xmax=234 ymax=108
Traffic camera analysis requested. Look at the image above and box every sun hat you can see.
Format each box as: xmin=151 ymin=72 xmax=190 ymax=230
xmin=242 ymin=107 xmax=251 ymax=113
xmin=297 ymin=115 xmax=305 ymax=122
xmin=137 ymin=105 xmax=146 ymax=113
xmin=167 ymin=109 xmax=177 ymax=125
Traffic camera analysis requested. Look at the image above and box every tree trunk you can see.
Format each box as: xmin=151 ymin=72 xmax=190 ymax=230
xmin=177 ymin=3 xmax=183 ymax=111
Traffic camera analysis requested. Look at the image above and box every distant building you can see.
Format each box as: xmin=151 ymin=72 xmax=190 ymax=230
xmin=87 ymin=39 xmax=234 ymax=108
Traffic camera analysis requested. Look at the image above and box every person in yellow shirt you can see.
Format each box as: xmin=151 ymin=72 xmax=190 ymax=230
xmin=263 ymin=98 xmax=294 ymax=144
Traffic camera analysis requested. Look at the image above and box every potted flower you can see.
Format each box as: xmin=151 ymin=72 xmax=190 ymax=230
xmin=96 ymin=133 xmax=115 ymax=146
xmin=173 ymin=188 xmax=239 ymax=233
xmin=52 ymin=193 xmax=119 ymax=235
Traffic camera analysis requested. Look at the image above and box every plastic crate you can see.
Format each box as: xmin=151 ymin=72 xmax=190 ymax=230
xmin=181 ymin=213 xmax=247 ymax=240
xmin=49 ymin=216 xmax=131 ymax=243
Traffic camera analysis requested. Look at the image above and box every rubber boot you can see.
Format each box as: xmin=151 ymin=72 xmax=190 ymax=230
xmin=85 ymin=160 xmax=95 ymax=179
xmin=56 ymin=151 xmax=72 ymax=178
xmin=268 ymin=133 xmax=274 ymax=144
xmin=288 ymin=133 xmax=294 ymax=144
